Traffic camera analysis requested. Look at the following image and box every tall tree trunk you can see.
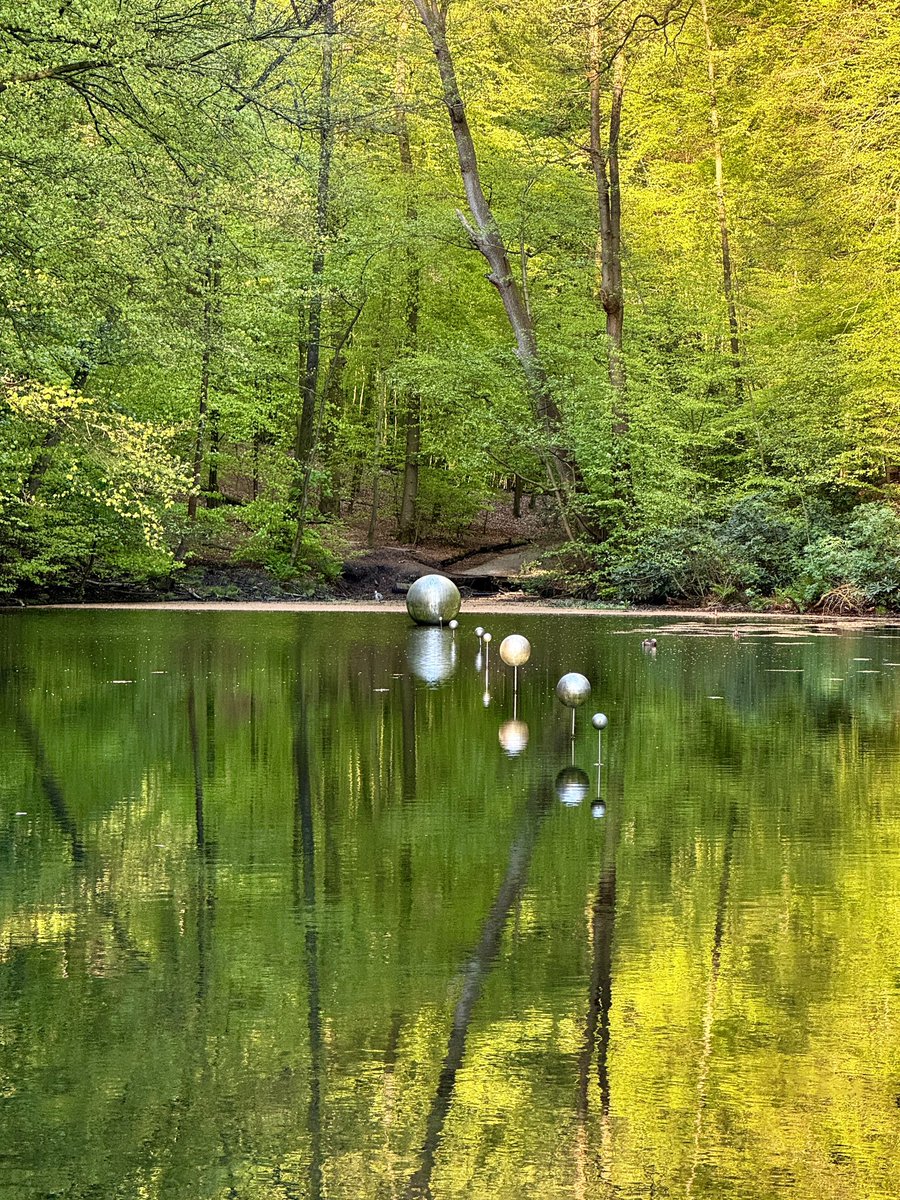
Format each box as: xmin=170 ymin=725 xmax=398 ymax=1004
xmin=291 ymin=0 xmax=336 ymax=563
xmin=187 ymin=231 xmax=220 ymax=523
xmin=699 ymin=0 xmax=743 ymax=404
xmin=396 ymin=18 xmax=422 ymax=544
xmin=412 ymin=0 xmax=579 ymax=540
xmin=589 ymin=21 xmax=626 ymax=414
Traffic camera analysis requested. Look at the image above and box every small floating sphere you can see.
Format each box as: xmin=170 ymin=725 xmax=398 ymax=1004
xmin=591 ymin=712 xmax=608 ymax=731
xmin=482 ymin=632 xmax=492 ymax=645
xmin=498 ymin=719 xmax=529 ymax=756
xmin=448 ymin=619 xmax=459 ymax=631
xmin=475 ymin=626 xmax=485 ymax=639
xmin=406 ymin=574 xmax=461 ymax=626
xmin=556 ymin=767 xmax=590 ymax=807
xmin=556 ymin=672 xmax=591 ymax=708
xmin=499 ymin=634 xmax=531 ymax=668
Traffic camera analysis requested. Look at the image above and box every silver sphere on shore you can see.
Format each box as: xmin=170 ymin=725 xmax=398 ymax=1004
xmin=556 ymin=767 xmax=590 ymax=807
xmin=591 ymin=712 xmax=608 ymax=730
xmin=406 ymin=574 xmax=461 ymax=626
xmin=556 ymin=672 xmax=591 ymax=708
xmin=499 ymin=634 xmax=531 ymax=668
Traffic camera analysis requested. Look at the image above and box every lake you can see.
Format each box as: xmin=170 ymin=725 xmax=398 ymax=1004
xmin=1 ymin=609 xmax=899 ymax=1199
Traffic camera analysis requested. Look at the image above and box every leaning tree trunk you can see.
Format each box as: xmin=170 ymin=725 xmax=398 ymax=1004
xmin=699 ymin=0 xmax=743 ymax=404
xmin=412 ymin=0 xmax=579 ymax=540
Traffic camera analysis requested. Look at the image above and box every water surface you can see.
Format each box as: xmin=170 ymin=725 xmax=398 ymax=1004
xmin=1 ymin=611 xmax=899 ymax=1199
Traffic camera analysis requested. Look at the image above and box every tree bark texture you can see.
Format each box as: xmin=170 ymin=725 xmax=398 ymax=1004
xmin=412 ymin=0 xmax=579 ymax=539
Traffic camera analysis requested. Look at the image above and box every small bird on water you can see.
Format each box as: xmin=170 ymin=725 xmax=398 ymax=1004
xmin=642 ymin=637 xmax=658 ymax=650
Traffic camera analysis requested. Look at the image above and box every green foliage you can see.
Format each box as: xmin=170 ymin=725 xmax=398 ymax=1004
xmin=0 ymin=382 xmax=188 ymax=593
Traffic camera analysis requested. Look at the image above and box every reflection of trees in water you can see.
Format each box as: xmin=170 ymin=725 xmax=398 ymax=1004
xmin=292 ymin=701 xmax=324 ymax=1200
xmin=406 ymin=777 xmax=552 ymax=1200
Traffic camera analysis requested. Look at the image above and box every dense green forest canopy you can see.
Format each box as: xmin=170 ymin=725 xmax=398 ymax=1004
xmin=1 ymin=0 xmax=899 ymax=605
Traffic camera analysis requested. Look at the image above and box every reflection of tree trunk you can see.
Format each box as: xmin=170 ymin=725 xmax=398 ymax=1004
xmin=399 ymin=673 xmax=417 ymax=805
xmin=686 ymin=805 xmax=737 ymax=1199
xmin=13 ymin=704 xmax=141 ymax=958
xmin=406 ymin=778 xmax=550 ymax=1200
xmin=293 ymin=709 xmax=324 ymax=1200
xmin=575 ymin=767 xmax=621 ymax=1198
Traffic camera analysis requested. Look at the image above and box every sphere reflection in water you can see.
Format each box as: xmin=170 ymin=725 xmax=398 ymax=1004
xmin=591 ymin=800 xmax=606 ymax=819
xmin=406 ymin=627 xmax=457 ymax=686
xmin=406 ymin=573 xmax=461 ymax=626
xmin=498 ymin=719 xmax=529 ymax=756
xmin=556 ymin=766 xmax=590 ymax=807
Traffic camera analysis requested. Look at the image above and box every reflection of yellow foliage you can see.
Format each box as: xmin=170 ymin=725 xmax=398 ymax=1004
xmin=0 ymin=908 xmax=75 ymax=963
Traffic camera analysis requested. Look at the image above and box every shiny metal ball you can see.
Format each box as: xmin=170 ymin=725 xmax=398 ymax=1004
xmin=499 ymin=634 xmax=531 ymax=668
xmin=591 ymin=712 xmax=608 ymax=730
xmin=475 ymin=626 xmax=485 ymax=639
xmin=498 ymin=719 xmax=529 ymax=756
xmin=406 ymin=574 xmax=461 ymax=626
xmin=482 ymin=632 xmax=492 ymax=644
xmin=556 ymin=767 xmax=589 ymax=807
xmin=448 ymin=619 xmax=459 ymax=631
xmin=556 ymin=672 xmax=591 ymax=708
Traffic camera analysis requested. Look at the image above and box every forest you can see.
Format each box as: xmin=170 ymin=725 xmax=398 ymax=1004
xmin=1 ymin=0 xmax=899 ymax=608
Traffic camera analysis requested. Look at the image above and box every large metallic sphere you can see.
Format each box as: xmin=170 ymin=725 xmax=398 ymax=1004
xmin=499 ymin=634 xmax=531 ymax=668
xmin=591 ymin=712 xmax=608 ymax=731
xmin=556 ymin=767 xmax=590 ymax=807
xmin=556 ymin=672 xmax=591 ymax=708
xmin=406 ymin=574 xmax=461 ymax=626
xmin=406 ymin=627 xmax=457 ymax=686
xmin=498 ymin=719 xmax=529 ymax=756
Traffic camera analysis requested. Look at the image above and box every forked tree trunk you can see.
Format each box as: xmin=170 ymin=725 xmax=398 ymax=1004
xmin=412 ymin=0 xmax=579 ymax=540
xmin=588 ymin=20 xmax=626 ymax=416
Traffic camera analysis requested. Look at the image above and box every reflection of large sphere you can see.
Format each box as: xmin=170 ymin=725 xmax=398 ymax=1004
xmin=556 ymin=672 xmax=591 ymax=708
xmin=406 ymin=574 xmax=461 ymax=626
xmin=499 ymin=634 xmax=531 ymax=668
xmin=556 ymin=767 xmax=590 ymax=807
xmin=498 ymin=719 xmax=529 ymax=756
xmin=406 ymin=627 xmax=457 ymax=687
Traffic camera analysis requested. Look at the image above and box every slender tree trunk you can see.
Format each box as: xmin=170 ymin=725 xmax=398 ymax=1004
xmin=206 ymin=408 xmax=220 ymax=505
xmin=699 ymin=0 xmax=743 ymax=404
xmin=588 ymin=19 xmax=627 ymax=426
xmin=396 ymin=19 xmax=422 ymax=544
xmin=412 ymin=0 xmax=580 ymax=540
xmin=291 ymin=0 xmax=335 ymax=563
xmin=188 ymin=231 xmax=220 ymax=523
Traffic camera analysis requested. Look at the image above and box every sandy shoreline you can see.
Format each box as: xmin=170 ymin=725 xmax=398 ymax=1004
xmin=4 ymin=599 xmax=900 ymax=628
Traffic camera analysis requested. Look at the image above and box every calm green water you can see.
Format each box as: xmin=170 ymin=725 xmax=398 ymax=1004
xmin=1 ymin=610 xmax=899 ymax=1200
